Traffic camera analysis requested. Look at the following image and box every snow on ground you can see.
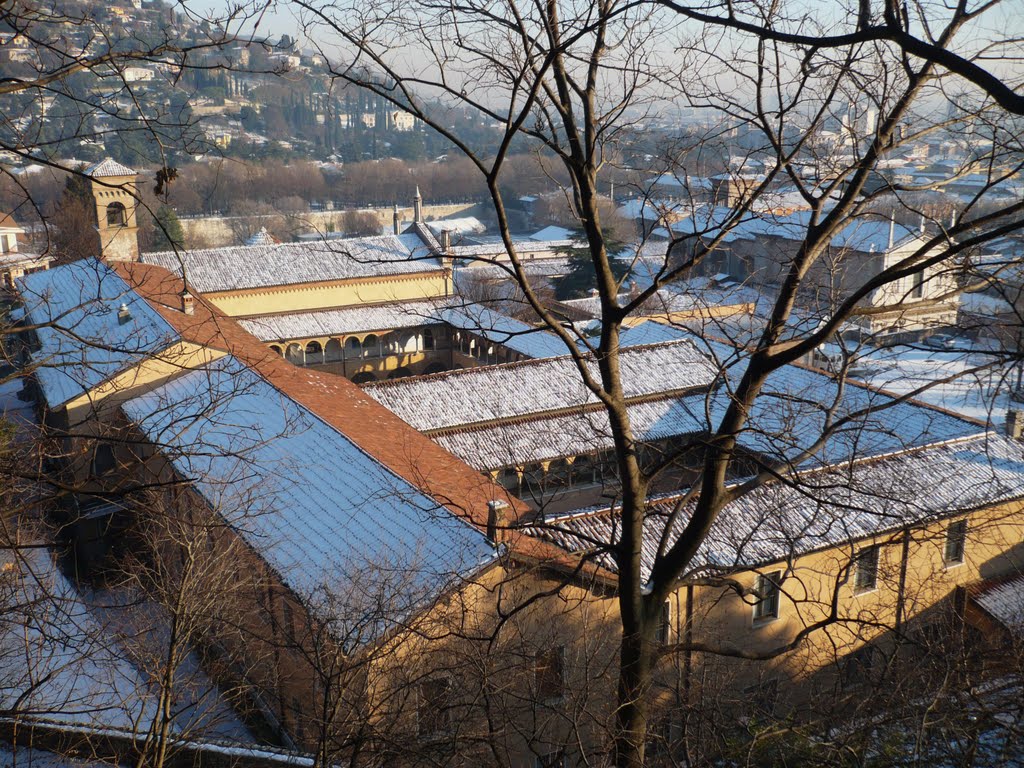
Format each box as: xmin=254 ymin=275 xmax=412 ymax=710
xmin=854 ymin=342 xmax=1014 ymax=427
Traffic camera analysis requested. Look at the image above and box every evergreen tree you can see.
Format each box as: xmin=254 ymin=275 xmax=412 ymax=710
xmin=151 ymin=205 xmax=185 ymax=250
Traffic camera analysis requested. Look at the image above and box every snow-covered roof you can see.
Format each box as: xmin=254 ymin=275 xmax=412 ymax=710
xmin=238 ymin=300 xmax=453 ymax=340
xmin=618 ymin=320 xmax=693 ymax=348
xmin=973 ymin=573 xmax=1024 ymax=635
xmin=448 ymin=238 xmax=576 ymax=260
xmin=439 ymin=304 xmax=568 ymax=360
xmin=0 ymin=251 xmax=49 ymax=268
xmin=17 ymin=259 xmax=180 ymax=408
xmin=0 ymin=546 xmax=159 ymax=733
xmin=429 ymin=351 xmax=982 ymax=471
xmin=244 ymin=226 xmax=277 ymax=246
xmin=426 ymin=217 xmax=485 ymax=236
xmin=528 ymin=432 xmax=1024 ymax=578
xmin=121 ymin=356 xmax=495 ymax=607
xmin=142 ymin=233 xmax=443 ymax=294
xmin=364 ymin=339 xmax=719 ymax=432
xmin=530 ymin=225 xmax=576 ymax=241
xmin=85 ymin=157 xmax=136 ymax=177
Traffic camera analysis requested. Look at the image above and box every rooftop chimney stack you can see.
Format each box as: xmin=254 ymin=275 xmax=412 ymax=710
xmin=393 ymin=203 xmax=400 ymax=235
xmin=1006 ymin=408 xmax=1024 ymax=440
xmin=413 ymin=186 xmax=423 ymax=224
xmin=440 ymin=229 xmax=451 ymax=252
xmin=888 ymin=214 xmax=896 ymax=249
xmin=487 ymin=499 xmax=510 ymax=544
xmin=181 ymin=288 xmax=195 ymax=315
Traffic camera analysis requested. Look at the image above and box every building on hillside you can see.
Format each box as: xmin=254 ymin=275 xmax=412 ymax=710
xmin=674 ymin=208 xmax=960 ymax=337
xmin=0 ymin=214 xmax=51 ymax=289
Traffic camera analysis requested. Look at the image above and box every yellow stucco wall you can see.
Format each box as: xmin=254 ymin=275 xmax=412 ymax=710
xmin=205 ymin=272 xmax=452 ymax=317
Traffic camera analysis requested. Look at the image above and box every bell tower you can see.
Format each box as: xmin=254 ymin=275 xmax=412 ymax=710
xmin=88 ymin=158 xmax=140 ymax=262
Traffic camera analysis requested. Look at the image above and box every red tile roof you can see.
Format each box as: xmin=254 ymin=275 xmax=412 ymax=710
xmin=112 ymin=261 xmax=573 ymax=566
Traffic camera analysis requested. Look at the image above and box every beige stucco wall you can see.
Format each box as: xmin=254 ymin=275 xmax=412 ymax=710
xmin=205 ymin=272 xmax=452 ymax=316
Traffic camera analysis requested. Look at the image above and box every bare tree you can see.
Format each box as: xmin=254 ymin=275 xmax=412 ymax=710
xmin=291 ymin=0 xmax=1024 ymax=764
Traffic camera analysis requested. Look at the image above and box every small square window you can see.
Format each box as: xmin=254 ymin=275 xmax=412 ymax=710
xmin=854 ymin=546 xmax=879 ymax=593
xmin=944 ymin=520 xmax=967 ymax=565
xmin=535 ymin=646 xmax=565 ymax=701
xmin=753 ymin=571 xmax=781 ymax=621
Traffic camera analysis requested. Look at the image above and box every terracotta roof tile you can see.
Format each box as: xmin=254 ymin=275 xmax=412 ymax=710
xmin=111 ymin=261 xmax=569 ymax=565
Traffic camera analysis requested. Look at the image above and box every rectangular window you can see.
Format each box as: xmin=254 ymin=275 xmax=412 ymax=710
xmin=854 ymin=546 xmax=879 ymax=592
xmin=535 ymin=646 xmax=565 ymax=701
xmin=910 ymin=270 xmax=925 ymax=299
xmin=944 ymin=520 xmax=967 ymax=565
xmin=417 ymin=678 xmax=451 ymax=737
xmin=656 ymin=600 xmax=671 ymax=644
xmin=753 ymin=571 xmax=781 ymax=621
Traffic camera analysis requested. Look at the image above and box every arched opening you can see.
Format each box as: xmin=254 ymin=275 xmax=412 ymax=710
xmin=497 ymin=467 xmax=520 ymax=493
xmin=423 ymin=328 xmax=435 ymax=351
xmin=285 ymin=343 xmax=303 ymax=365
xmin=362 ymin=334 xmax=379 ymax=358
xmin=546 ymin=458 xmax=571 ymax=490
xmin=305 ymin=340 xmax=323 ymax=363
xmin=387 ymin=366 xmax=413 ymax=379
xmin=397 ymin=332 xmax=416 ymax=354
xmin=269 ymin=344 xmax=282 ymax=356
xmin=346 ymin=337 xmax=362 ymax=358
xmin=325 ymin=338 xmax=343 ymax=362
xmin=423 ymin=362 xmax=447 ymax=375
xmin=106 ymin=202 xmax=127 ymax=227
xmin=351 ymin=371 xmax=377 ymax=385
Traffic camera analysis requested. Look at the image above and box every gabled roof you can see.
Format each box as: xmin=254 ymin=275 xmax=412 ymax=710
xmin=141 ymin=233 xmax=444 ymax=294
xmin=529 ymin=432 xmax=1024 ymax=579
xmin=18 ymin=259 xmax=180 ymax=408
xmin=109 ymin=262 xmax=548 ymax=547
xmin=121 ymin=356 xmax=497 ymax=606
xmin=85 ymin=157 xmax=136 ymax=177
xmin=363 ymin=339 xmax=719 ymax=433
xmin=427 ymin=346 xmax=982 ymax=471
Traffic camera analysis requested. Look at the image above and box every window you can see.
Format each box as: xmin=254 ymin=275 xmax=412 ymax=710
xmin=752 ymin=571 xmax=781 ymax=621
xmin=944 ymin=519 xmax=967 ymax=565
xmin=910 ymin=269 xmax=925 ymax=299
xmin=92 ymin=444 xmax=115 ymax=476
xmin=105 ymin=201 xmax=127 ymax=227
xmin=534 ymin=646 xmax=565 ymax=701
xmin=417 ymin=678 xmax=451 ymax=737
xmin=656 ymin=600 xmax=671 ymax=644
xmin=854 ymin=546 xmax=879 ymax=592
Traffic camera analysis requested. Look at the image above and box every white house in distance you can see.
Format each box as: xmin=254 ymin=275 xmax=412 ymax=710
xmin=0 ymin=214 xmax=51 ymax=290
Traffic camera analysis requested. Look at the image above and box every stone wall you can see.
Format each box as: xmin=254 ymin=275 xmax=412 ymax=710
xmin=179 ymin=203 xmax=487 ymax=248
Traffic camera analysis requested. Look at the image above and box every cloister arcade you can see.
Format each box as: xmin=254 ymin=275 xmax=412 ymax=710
xmin=266 ymin=324 xmax=452 ymax=382
xmin=264 ymin=322 xmax=537 ymax=384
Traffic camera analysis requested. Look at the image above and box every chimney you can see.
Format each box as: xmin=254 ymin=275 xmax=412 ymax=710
xmin=393 ymin=203 xmax=400 ymax=235
xmin=117 ymin=303 xmax=131 ymax=325
xmin=486 ymin=499 xmax=510 ymax=544
xmin=887 ymin=214 xmax=896 ymax=249
xmin=440 ymin=229 xmax=451 ymax=252
xmin=1007 ymin=408 xmax=1024 ymax=440
xmin=180 ymin=288 xmax=195 ymax=315
xmin=413 ymin=186 xmax=423 ymax=224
